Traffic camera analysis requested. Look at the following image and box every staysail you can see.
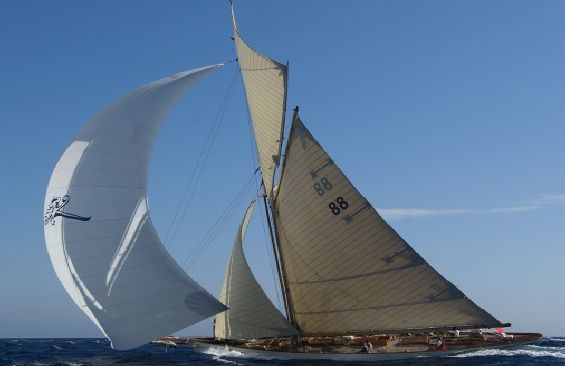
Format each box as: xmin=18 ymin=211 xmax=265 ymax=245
xmin=215 ymin=199 xmax=297 ymax=340
xmin=232 ymin=9 xmax=288 ymax=197
xmin=44 ymin=66 xmax=227 ymax=350
xmin=273 ymin=111 xmax=504 ymax=335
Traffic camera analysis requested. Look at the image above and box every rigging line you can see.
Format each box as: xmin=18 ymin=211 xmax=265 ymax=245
xmin=165 ymin=67 xmax=237 ymax=247
xmin=181 ymin=169 xmax=259 ymax=270
xmin=164 ymin=66 xmax=239 ymax=249
xmin=184 ymin=179 xmax=259 ymax=270
xmin=258 ymin=191 xmax=284 ymax=310
xmin=184 ymin=178 xmax=258 ymax=270
xmin=183 ymin=179 xmax=258 ymax=271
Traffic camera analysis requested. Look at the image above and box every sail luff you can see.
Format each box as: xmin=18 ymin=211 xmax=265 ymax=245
xmin=273 ymin=112 xmax=504 ymax=335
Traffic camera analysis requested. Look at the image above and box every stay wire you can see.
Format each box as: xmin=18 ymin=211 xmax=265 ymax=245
xmin=164 ymin=66 xmax=239 ymax=249
xmin=258 ymin=192 xmax=284 ymax=309
xmin=182 ymin=168 xmax=260 ymax=271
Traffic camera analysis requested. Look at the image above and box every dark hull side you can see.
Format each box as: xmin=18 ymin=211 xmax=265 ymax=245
xmin=187 ymin=332 xmax=542 ymax=361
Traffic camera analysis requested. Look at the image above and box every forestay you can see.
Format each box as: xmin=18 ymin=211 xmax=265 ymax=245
xmin=273 ymin=112 xmax=504 ymax=335
xmin=44 ymin=66 xmax=227 ymax=350
xmin=215 ymin=200 xmax=297 ymax=340
xmin=233 ymin=13 xmax=287 ymax=197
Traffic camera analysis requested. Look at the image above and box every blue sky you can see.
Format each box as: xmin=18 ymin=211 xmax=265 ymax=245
xmin=0 ymin=0 xmax=564 ymax=338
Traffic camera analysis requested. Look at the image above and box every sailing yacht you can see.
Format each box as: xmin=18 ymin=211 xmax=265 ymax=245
xmin=43 ymin=3 xmax=541 ymax=360
xmin=191 ymin=5 xmax=542 ymax=360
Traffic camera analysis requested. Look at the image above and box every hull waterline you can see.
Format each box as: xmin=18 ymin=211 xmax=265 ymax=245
xmin=189 ymin=333 xmax=542 ymax=361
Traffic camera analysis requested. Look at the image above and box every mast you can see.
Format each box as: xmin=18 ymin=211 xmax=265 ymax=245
xmin=260 ymin=187 xmax=293 ymax=323
xmin=268 ymin=106 xmax=301 ymax=328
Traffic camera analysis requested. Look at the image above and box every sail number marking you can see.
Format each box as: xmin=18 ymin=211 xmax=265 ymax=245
xmin=329 ymin=197 xmax=349 ymax=215
xmin=313 ymin=177 xmax=333 ymax=196
xmin=312 ymin=178 xmax=349 ymax=216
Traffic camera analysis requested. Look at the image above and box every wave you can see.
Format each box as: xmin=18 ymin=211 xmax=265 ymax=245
xmin=528 ymin=344 xmax=565 ymax=351
xmin=452 ymin=347 xmax=565 ymax=359
xmin=211 ymin=355 xmax=245 ymax=365
xmin=200 ymin=347 xmax=246 ymax=365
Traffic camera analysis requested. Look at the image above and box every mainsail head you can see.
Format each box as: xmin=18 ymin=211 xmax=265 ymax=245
xmin=215 ymin=199 xmax=297 ymax=340
xmin=273 ymin=111 xmax=504 ymax=335
xmin=44 ymin=65 xmax=227 ymax=350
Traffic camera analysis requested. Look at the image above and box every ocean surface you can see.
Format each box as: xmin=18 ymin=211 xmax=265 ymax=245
xmin=1 ymin=337 xmax=564 ymax=366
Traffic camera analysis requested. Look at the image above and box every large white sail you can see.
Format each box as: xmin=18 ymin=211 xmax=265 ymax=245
xmin=215 ymin=199 xmax=297 ymax=340
xmin=44 ymin=66 xmax=227 ymax=350
xmin=273 ymin=112 xmax=504 ymax=335
xmin=233 ymin=13 xmax=287 ymax=197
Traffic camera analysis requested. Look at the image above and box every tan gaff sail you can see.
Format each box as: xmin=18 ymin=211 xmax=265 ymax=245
xmin=273 ymin=113 xmax=504 ymax=335
xmin=215 ymin=200 xmax=297 ymax=340
xmin=233 ymin=19 xmax=287 ymax=197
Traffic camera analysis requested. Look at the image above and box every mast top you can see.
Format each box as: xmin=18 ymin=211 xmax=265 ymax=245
xmin=229 ymin=0 xmax=238 ymax=32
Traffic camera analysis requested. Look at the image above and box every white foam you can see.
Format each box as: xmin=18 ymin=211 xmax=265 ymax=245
xmin=528 ymin=345 xmax=565 ymax=351
xmin=202 ymin=347 xmax=244 ymax=358
xmin=201 ymin=347 xmax=245 ymax=365
xmin=452 ymin=347 xmax=565 ymax=359
xmin=211 ymin=355 xmax=244 ymax=365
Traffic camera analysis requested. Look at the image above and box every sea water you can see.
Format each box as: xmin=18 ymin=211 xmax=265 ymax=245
xmin=1 ymin=337 xmax=564 ymax=366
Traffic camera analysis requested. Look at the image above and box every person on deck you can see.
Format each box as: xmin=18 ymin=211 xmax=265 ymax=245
xmin=435 ymin=337 xmax=447 ymax=351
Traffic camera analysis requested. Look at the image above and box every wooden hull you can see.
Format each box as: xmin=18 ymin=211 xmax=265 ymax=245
xmin=189 ymin=333 xmax=542 ymax=361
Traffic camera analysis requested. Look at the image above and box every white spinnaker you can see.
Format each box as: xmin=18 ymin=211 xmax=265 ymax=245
xmin=215 ymin=200 xmax=296 ymax=340
xmin=274 ymin=113 xmax=503 ymax=335
xmin=44 ymin=66 xmax=227 ymax=350
xmin=233 ymin=13 xmax=287 ymax=197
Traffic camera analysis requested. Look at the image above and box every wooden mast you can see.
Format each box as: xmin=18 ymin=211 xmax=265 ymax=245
xmin=268 ymin=107 xmax=300 ymax=329
xmin=259 ymin=190 xmax=289 ymax=317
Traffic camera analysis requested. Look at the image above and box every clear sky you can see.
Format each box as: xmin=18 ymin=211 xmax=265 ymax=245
xmin=1 ymin=0 xmax=564 ymax=339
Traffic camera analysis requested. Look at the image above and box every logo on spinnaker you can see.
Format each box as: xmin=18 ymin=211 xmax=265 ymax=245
xmin=44 ymin=195 xmax=91 ymax=225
